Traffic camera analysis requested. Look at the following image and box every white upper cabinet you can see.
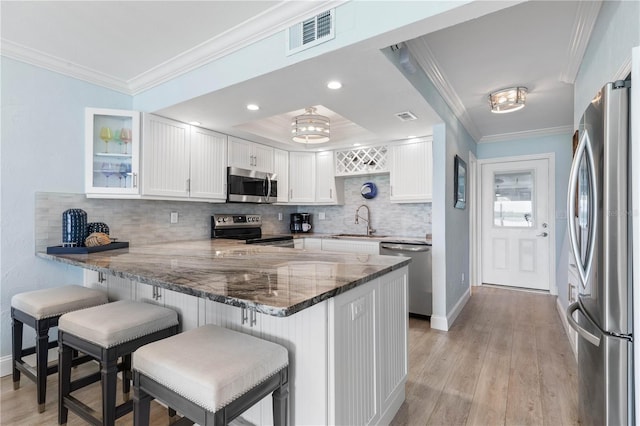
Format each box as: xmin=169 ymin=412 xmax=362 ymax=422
xmin=315 ymin=151 xmax=343 ymax=204
xmin=189 ymin=126 xmax=227 ymax=201
xmin=85 ymin=108 xmax=141 ymax=197
xmin=289 ymin=151 xmax=343 ymax=205
xmin=389 ymin=137 xmax=433 ymax=203
xmin=273 ymin=149 xmax=289 ymax=203
xmin=141 ymin=114 xmax=227 ymax=201
xmin=289 ymin=151 xmax=316 ymax=203
xmin=142 ymin=114 xmax=191 ymax=198
xmin=228 ymin=136 xmax=274 ymax=173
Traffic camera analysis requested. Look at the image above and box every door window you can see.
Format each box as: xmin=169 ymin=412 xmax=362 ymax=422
xmin=493 ymin=171 xmax=534 ymax=227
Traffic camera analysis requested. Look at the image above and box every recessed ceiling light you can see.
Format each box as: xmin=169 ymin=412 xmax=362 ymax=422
xmin=353 ymin=143 xmax=361 ymax=147
xmin=247 ymin=104 xmax=260 ymax=111
xmin=188 ymin=121 xmax=201 ymax=126
xmin=327 ymin=81 xmax=342 ymax=90
xmin=407 ymin=135 xmax=416 ymax=139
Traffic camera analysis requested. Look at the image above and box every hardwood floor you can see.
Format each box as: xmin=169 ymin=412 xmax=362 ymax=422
xmin=391 ymin=285 xmax=579 ymax=426
xmin=1 ymin=285 xmax=578 ymax=425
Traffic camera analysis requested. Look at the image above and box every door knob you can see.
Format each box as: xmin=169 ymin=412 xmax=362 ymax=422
xmin=537 ymin=232 xmax=548 ymax=237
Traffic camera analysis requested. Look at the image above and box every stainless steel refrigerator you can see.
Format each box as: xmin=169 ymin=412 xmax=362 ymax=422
xmin=566 ymin=80 xmax=632 ymax=425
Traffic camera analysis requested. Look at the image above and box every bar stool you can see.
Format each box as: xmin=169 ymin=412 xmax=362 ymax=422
xmin=11 ymin=285 xmax=108 ymax=412
xmin=133 ymin=324 xmax=289 ymax=426
xmin=57 ymin=300 xmax=179 ymax=426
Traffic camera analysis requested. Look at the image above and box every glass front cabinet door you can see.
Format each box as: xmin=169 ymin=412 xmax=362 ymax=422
xmin=85 ymin=108 xmax=140 ymax=196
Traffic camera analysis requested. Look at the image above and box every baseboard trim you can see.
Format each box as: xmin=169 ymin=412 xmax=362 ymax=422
xmin=431 ymin=287 xmax=471 ymax=331
xmin=1 ymin=354 xmax=12 ymax=377
xmin=378 ymin=381 xmax=406 ymax=425
xmin=556 ymin=298 xmax=578 ymax=360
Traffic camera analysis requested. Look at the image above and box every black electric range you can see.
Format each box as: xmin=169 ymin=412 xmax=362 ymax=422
xmin=211 ymin=214 xmax=294 ymax=247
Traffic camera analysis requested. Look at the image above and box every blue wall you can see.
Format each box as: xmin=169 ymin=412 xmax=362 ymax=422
xmin=385 ymin=46 xmax=476 ymax=329
xmin=0 ymin=57 xmax=132 ymax=359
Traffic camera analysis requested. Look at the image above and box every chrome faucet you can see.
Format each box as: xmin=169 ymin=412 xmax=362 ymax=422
xmin=355 ymin=204 xmax=376 ymax=236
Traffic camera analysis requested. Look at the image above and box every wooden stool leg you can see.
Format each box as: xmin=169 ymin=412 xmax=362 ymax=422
xmin=35 ymin=319 xmax=50 ymax=413
xmin=133 ymin=372 xmax=152 ymax=426
xmin=11 ymin=315 xmax=23 ymax=390
xmin=272 ymin=369 xmax=289 ymax=426
xmin=58 ymin=334 xmax=72 ymax=425
xmin=122 ymin=353 xmax=132 ymax=401
xmin=102 ymin=351 xmax=118 ymax=426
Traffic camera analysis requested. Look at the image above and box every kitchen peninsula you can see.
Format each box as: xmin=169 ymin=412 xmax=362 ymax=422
xmin=38 ymin=239 xmax=410 ymax=425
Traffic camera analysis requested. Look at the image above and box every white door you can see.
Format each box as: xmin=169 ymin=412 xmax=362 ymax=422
xmin=481 ymin=158 xmax=551 ymax=290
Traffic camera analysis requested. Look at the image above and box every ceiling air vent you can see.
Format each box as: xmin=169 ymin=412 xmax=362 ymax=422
xmin=395 ymin=111 xmax=418 ymax=122
xmin=286 ymin=9 xmax=335 ymax=55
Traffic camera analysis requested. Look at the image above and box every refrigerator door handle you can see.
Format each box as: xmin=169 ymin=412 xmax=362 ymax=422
xmin=567 ymin=130 xmax=598 ymax=288
xmin=566 ymin=301 xmax=601 ymax=347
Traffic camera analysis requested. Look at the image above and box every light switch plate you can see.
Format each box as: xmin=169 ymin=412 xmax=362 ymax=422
xmin=319 ymin=212 xmax=326 ymax=220
xmin=170 ymin=212 xmax=178 ymax=224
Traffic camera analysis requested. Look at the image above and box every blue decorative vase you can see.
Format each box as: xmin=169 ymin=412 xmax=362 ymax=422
xmin=87 ymin=222 xmax=109 ymax=235
xmin=62 ymin=209 xmax=88 ymax=246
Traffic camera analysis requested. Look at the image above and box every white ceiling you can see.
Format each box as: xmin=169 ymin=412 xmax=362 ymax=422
xmin=1 ymin=1 xmax=601 ymax=150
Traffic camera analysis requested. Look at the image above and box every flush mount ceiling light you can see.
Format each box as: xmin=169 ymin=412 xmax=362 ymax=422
xmin=291 ymin=107 xmax=330 ymax=144
xmin=327 ymin=80 xmax=342 ymax=90
xmin=489 ymin=87 xmax=527 ymax=113
xmin=246 ymin=104 xmax=260 ymax=111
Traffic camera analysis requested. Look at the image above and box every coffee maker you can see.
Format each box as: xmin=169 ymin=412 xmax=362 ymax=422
xmin=290 ymin=213 xmax=312 ymax=233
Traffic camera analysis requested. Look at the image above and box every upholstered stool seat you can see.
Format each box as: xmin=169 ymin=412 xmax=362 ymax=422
xmin=133 ymin=324 xmax=289 ymax=426
xmin=58 ymin=300 xmax=179 ymax=426
xmin=11 ymin=285 xmax=108 ymax=412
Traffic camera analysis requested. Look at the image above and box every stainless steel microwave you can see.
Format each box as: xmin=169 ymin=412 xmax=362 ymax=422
xmin=227 ymin=167 xmax=277 ymax=203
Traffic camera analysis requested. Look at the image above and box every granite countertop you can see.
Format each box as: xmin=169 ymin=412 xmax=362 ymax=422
xmin=37 ymin=239 xmax=410 ymax=317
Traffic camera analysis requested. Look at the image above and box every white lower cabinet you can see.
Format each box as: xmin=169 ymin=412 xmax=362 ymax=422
xmin=321 ymin=238 xmax=380 ymax=254
xmin=136 ymin=284 xmax=200 ymax=332
xmin=300 ymin=237 xmax=323 ymax=250
xmin=83 ymin=266 xmax=408 ymax=426
xmin=328 ymin=267 xmax=408 ymax=425
xmin=83 ymin=271 xmax=199 ymax=332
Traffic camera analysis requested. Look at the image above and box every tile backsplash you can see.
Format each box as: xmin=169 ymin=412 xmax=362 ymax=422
xmin=35 ymin=193 xmax=295 ymax=252
xmin=297 ymin=174 xmax=432 ymax=238
xmin=35 ymin=175 xmax=431 ymax=252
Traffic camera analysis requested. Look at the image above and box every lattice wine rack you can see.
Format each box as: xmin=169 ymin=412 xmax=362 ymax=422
xmin=335 ymin=145 xmax=388 ymax=176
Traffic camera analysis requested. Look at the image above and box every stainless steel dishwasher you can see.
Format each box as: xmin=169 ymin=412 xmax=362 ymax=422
xmin=380 ymin=241 xmax=432 ymax=317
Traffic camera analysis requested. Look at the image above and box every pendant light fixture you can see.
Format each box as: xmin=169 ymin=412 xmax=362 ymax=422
xmin=291 ymin=107 xmax=330 ymax=144
xmin=489 ymin=87 xmax=528 ymax=113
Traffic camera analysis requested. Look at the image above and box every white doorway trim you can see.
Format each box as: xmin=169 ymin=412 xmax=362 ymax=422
xmin=476 ymin=152 xmax=557 ymax=295
xmin=469 ymin=151 xmax=479 ymax=288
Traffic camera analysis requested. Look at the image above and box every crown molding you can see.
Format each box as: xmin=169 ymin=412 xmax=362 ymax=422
xmin=614 ymin=55 xmax=632 ymax=80
xmin=129 ymin=0 xmax=347 ymax=94
xmin=406 ymin=38 xmax=482 ymax=142
xmin=479 ymin=125 xmax=573 ymax=144
xmin=0 ymin=39 xmax=130 ymax=94
xmin=1 ymin=1 xmax=346 ymax=96
xmin=559 ymin=0 xmax=602 ymax=84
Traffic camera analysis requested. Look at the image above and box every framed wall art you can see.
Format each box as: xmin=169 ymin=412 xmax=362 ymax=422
xmin=454 ymin=155 xmax=467 ymax=209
